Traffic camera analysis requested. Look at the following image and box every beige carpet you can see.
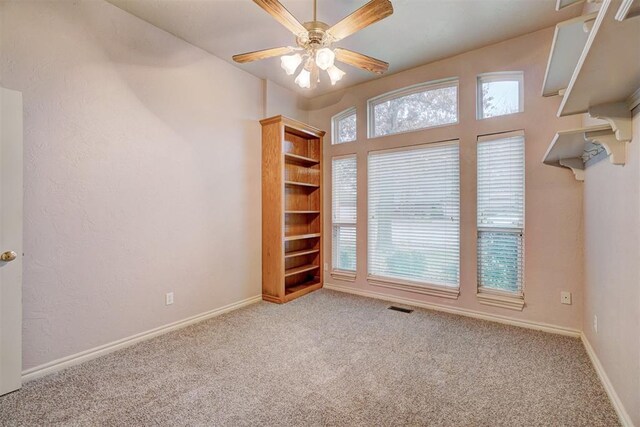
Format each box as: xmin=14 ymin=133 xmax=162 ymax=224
xmin=0 ymin=290 xmax=619 ymax=426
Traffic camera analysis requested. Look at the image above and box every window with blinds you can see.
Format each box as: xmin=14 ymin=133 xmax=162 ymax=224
xmin=368 ymin=142 xmax=460 ymax=287
xmin=477 ymin=132 xmax=525 ymax=295
xmin=332 ymin=156 xmax=357 ymax=272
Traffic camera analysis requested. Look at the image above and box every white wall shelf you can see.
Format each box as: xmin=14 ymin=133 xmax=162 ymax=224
xmin=542 ymin=13 xmax=597 ymax=97
xmin=615 ymin=0 xmax=640 ymax=21
xmin=542 ymin=124 xmax=630 ymax=180
xmin=556 ymin=0 xmax=585 ymax=10
xmin=558 ymin=0 xmax=640 ymax=117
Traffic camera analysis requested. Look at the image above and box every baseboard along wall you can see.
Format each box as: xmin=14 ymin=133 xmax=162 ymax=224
xmin=21 ymin=295 xmax=263 ymax=383
xmin=21 ymin=285 xmax=633 ymax=427
xmin=323 ymin=282 xmax=581 ymax=337
xmin=581 ymin=333 xmax=634 ymax=427
xmin=324 ymin=282 xmax=633 ymax=427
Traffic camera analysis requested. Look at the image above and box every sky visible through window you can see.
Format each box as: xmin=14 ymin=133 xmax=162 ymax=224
xmin=481 ymin=79 xmax=520 ymax=119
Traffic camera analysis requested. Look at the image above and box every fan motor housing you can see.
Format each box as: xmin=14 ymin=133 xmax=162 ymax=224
xmin=297 ymin=21 xmax=332 ymax=50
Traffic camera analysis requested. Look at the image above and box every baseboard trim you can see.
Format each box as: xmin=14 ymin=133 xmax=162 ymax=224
xmin=22 ymin=294 xmax=263 ymax=383
xmin=323 ymin=282 xmax=581 ymax=337
xmin=325 ymin=283 xmax=634 ymax=425
xmin=581 ymin=333 xmax=634 ymax=427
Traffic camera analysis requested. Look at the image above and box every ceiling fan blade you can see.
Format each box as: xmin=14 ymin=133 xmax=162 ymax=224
xmin=334 ymin=48 xmax=389 ymax=74
xmin=253 ymin=0 xmax=307 ymax=36
xmin=232 ymin=46 xmax=294 ymax=63
xmin=327 ymin=0 xmax=393 ymax=42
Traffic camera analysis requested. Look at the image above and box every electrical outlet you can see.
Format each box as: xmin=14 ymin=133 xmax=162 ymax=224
xmin=165 ymin=292 xmax=174 ymax=306
xmin=324 ymin=263 xmax=328 ymax=271
xmin=560 ymin=291 xmax=572 ymax=305
xmin=593 ymin=315 xmax=598 ymax=333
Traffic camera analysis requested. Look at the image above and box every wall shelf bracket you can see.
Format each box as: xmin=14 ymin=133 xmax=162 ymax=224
xmin=542 ymin=124 xmax=616 ymax=181
xmin=584 ymin=129 xmax=628 ymax=165
xmin=558 ymin=158 xmax=586 ymax=181
xmin=585 ymin=102 xmax=634 ymax=166
xmin=588 ymin=102 xmax=633 ymax=143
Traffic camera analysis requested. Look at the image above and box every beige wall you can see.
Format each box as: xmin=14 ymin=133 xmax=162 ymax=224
xmin=308 ymin=28 xmax=585 ymax=330
xmin=0 ymin=0 xmax=266 ymax=370
xmin=583 ymin=110 xmax=640 ymax=425
xmin=264 ymin=80 xmax=309 ymax=124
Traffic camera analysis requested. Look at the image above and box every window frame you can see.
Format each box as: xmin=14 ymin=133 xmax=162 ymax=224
xmin=366 ymin=140 xmax=461 ymax=299
xmin=476 ymin=71 xmax=524 ymax=120
xmin=476 ymin=130 xmax=526 ymax=303
xmin=331 ymin=107 xmax=357 ymax=145
xmin=367 ymin=78 xmax=460 ymax=139
xmin=331 ymin=154 xmax=358 ymax=278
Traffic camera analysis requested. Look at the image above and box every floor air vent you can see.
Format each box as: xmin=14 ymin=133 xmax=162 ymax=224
xmin=388 ymin=306 xmax=414 ymax=314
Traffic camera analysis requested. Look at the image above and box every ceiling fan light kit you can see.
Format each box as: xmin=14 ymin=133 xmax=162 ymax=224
xmin=295 ymin=68 xmax=312 ymax=88
xmin=233 ymin=0 xmax=394 ymax=89
xmin=315 ymin=48 xmax=335 ymax=71
xmin=326 ymin=65 xmax=346 ymax=85
xmin=281 ymin=53 xmax=303 ymax=75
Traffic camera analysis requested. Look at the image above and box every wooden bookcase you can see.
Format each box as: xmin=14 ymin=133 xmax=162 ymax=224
xmin=260 ymin=116 xmax=325 ymax=304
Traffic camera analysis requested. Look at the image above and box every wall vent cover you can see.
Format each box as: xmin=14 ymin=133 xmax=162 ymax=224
xmin=388 ymin=306 xmax=414 ymax=314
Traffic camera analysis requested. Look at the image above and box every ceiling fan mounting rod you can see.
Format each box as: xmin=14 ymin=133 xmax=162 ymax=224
xmin=313 ymin=0 xmax=317 ymax=22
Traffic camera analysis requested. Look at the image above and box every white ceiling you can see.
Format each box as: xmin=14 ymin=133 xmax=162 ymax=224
xmin=107 ymin=0 xmax=581 ymax=97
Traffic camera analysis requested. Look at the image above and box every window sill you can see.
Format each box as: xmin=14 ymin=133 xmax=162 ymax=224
xmin=330 ymin=270 xmax=356 ymax=282
xmin=367 ymin=275 xmax=459 ymax=300
xmin=476 ymin=292 xmax=525 ymax=311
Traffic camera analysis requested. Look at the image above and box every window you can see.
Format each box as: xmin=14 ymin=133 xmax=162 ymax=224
xmin=368 ymin=79 xmax=458 ymax=138
xmin=477 ymin=132 xmax=525 ymax=296
xmin=332 ymin=108 xmax=357 ymax=144
xmin=332 ymin=156 xmax=357 ymax=272
xmin=477 ymin=72 xmax=524 ymax=119
xmin=368 ymin=142 xmax=460 ymax=288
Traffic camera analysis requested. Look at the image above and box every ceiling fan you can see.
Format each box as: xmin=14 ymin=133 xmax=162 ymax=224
xmin=233 ymin=0 xmax=393 ymax=89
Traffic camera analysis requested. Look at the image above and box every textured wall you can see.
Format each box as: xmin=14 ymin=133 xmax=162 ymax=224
xmin=308 ymin=28 xmax=585 ymax=331
xmin=264 ymin=80 xmax=309 ymax=124
xmin=583 ymin=111 xmax=640 ymax=425
xmin=0 ymin=0 xmax=264 ymax=369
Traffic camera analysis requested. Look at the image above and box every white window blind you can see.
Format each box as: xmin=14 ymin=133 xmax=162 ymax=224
xmin=477 ymin=132 xmax=525 ymax=295
xmin=332 ymin=156 xmax=357 ymax=271
xmin=332 ymin=108 xmax=357 ymax=144
xmin=368 ymin=142 xmax=460 ymax=287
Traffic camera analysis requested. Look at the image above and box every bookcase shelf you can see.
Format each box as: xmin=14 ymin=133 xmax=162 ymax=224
xmin=284 ymin=248 xmax=320 ymax=259
xmin=284 ymin=264 xmax=320 ymax=277
xmin=285 ymin=180 xmax=320 ymax=188
xmin=285 ymin=211 xmax=321 ymax=214
xmin=284 ymin=233 xmax=321 ymax=241
xmin=260 ymin=116 xmax=325 ymax=304
xmin=284 ymin=152 xmax=320 ymax=166
xmin=284 ymin=277 xmax=322 ymax=302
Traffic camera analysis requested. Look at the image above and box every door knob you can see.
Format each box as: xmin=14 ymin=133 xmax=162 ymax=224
xmin=1 ymin=251 xmax=17 ymax=262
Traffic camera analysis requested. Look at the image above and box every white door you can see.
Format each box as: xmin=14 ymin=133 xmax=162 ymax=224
xmin=0 ymin=87 xmax=23 ymax=396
